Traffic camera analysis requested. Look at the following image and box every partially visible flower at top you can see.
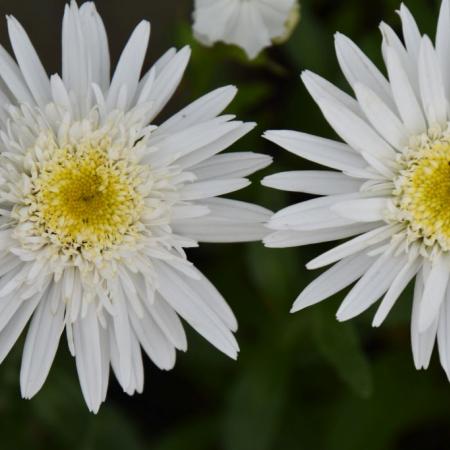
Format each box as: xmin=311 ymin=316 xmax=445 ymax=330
xmin=192 ymin=0 xmax=300 ymax=59
xmin=263 ymin=1 xmax=450 ymax=380
xmin=0 ymin=1 xmax=272 ymax=412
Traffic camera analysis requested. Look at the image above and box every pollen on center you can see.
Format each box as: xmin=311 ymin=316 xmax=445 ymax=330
xmin=396 ymin=141 xmax=450 ymax=250
xmin=33 ymin=141 xmax=144 ymax=251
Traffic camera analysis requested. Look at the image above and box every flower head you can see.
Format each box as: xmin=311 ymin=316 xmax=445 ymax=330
xmin=264 ymin=1 xmax=450 ymax=378
xmin=0 ymin=1 xmax=271 ymax=412
xmin=192 ymin=0 xmax=300 ymax=59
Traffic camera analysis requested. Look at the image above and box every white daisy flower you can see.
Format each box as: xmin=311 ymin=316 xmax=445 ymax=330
xmin=263 ymin=1 xmax=450 ymax=378
xmin=192 ymin=0 xmax=300 ymax=59
xmin=0 ymin=1 xmax=272 ymax=412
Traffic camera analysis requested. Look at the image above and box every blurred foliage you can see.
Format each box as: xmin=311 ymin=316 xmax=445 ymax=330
xmin=0 ymin=0 xmax=448 ymax=449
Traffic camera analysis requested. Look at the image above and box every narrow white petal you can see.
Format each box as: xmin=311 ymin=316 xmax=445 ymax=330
xmin=418 ymin=36 xmax=448 ymax=126
xmin=7 ymin=16 xmax=51 ymax=107
xmin=156 ymin=86 xmax=237 ymax=134
xmin=411 ymin=264 xmax=438 ymax=370
xmin=181 ymin=265 xmax=238 ymax=332
xmin=307 ymin=223 xmax=403 ymax=269
xmin=419 ymin=253 xmax=450 ymax=333
xmin=292 ymin=251 xmax=374 ymax=312
xmin=385 ymin=45 xmax=426 ymax=135
xmin=106 ymin=21 xmax=150 ymax=111
xmin=301 ymin=70 xmax=362 ymax=117
xmin=130 ymin=308 xmax=176 ymax=370
xmin=436 ymin=0 xmax=450 ymax=98
xmin=263 ymin=130 xmax=366 ymax=172
xmin=155 ymin=261 xmax=238 ymax=359
xmin=314 ymin=97 xmax=397 ymax=161
xmin=398 ymin=4 xmax=421 ymax=60
xmin=334 ymin=32 xmax=395 ymax=110
xmin=269 ymin=192 xmax=367 ymax=223
xmin=174 ymin=197 xmax=271 ymax=243
xmin=380 ymin=22 xmax=416 ymax=89
xmin=193 ymin=152 xmax=272 ymax=180
xmin=146 ymin=294 xmax=187 ymax=351
xmin=145 ymin=47 xmax=191 ymax=122
xmin=20 ymin=283 xmax=65 ymax=399
xmin=79 ymin=2 xmax=110 ymax=91
xmin=0 ymin=292 xmax=41 ymax=364
xmin=150 ymin=119 xmax=254 ymax=168
xmin=372 ymin=257 xmax=421 ymax=327
xmin=73 ymin=301 xmax=103 ymax=413
xmin=262 ymin=170 xmax=362 ymax=195
xmin=0 ymin=45 xmax=33 ymax=103
xmin=269 ymin=205 xmax=356 ymax=231
xmin=62 ymin=2 xmax=91 ymax=114
xmin=331 ymin=197 xmax=388 ymax=222
xmin=180 ymin=179 xmax=250 ymax=200
xmin=437 ymin=286 xmax=450 ymax=377
xmin=264 ymin=222 xmax=382 ymax=248
xmin=336 ymin=248 xmax=407 ymax=321
xmin=354 ymin=83 xmax=408 ymax=150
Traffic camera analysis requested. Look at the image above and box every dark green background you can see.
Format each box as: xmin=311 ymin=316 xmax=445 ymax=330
xmin=0 ymin=0 xmax=448 ymax=449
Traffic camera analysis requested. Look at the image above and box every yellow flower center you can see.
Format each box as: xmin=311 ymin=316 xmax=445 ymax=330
xmin=396 ymin=141 xmax=450 ymax=250
xmin=33 ymin=140 xmax=144 ymax=252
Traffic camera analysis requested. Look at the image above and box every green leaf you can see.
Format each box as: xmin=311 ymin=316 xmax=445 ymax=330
xmin=222 ymin=347 xmax=291 ymax=450
xmin=312 ymin=306 xmax=373 ymax=398
xmin=153 ymin=417 xmax=218 ymax=450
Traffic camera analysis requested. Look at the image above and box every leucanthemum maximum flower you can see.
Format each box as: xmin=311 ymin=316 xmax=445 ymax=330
xmin=0 ymin=1 xmax=272 ymax=412
xmin=192 ymin=0 xmax=300 ymax=59
xmin=263 ymin=1 xmax=450 ymax=378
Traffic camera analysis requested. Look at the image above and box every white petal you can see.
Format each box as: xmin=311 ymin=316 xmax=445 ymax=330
xmin=313 ymin=97 xmax=397 ymax=161
xmin=301 ymin=70 xmax=362 ymax=117
xmin=174 ymin=197 xmax=271 ymax=243
xmin=73 ymin=301 xmax=103 ymax=413
xmin=385 ymin=45 xmax=426 ymax=135
xmin=292 ymin=251 xmax=374 ymax=312
xmin=264 ymin=222 xmax=382 ymax=248
xmin=419 ymin=252 xmax=450 ymax=333
xmin=380 ymin=22 xmax=415 ymax=88
xmin=146 ymin=294 xmax=187 ymax=351
xmin=331 ymin=197 xmax=388 ymax=222
xmin=193 ymin=152 xmax=272 ymax=180
xmin=144 ymin=47 xmax=191 ymax=122
xmin=336 ymin=248 xmax=407 ymax=321
xmin=106 ymin=21 xmax=150 ymax=111
xmin=372 ymin=257 xmax=421 ymax=327
xmin=398 ymin=4 xmax=421 ymax=60
xmin=155 ymin=86 xmax=237 ymax=135
xmin=269 ymin=205 xmax=356 ymax=231
xmin=334 ymin=32 xmax=395 ymax=110
xmin=262 ymin=170 xmax=362 ymax=195
xmin=418 ymin=36 xmax=448 ymax=126
xmin=180 ymin=179 xmax=250 ymax=200
xmin=307 ymin=223 xmax=403 ymax=269
xmin=62 ymin=2 xmax=92 ymax=115
xmin=79 ymin=2 xmax=110 ymax=91
xmin=437 ymin=286 xmax=450 ymax=377
xmin=7 ymin=16 xmax=51 ymax=107
xmin=129 ymin=307 xmax=176 ymax=370
xmin=411 ymin=264 xmax=438 ymax=370
xmin=354 ymin=83 xmax=408 ymax=150
xmin=20 ymin=283 xmax=65 ymax=399
xmin=109 ymin=282 xmax=133 ymax=389
xmin=263 ymin=130 xmax=366 ymax=172
xmin=149 ymin=119 xmax=253 ymax=168
xmin=155 ymin=261 xmax=238 ymax=359
xmin=0 ymin=292 xmax=41 ymax=364
xmin=436 ymin=0 xmax=450 ymax=98
xmin=0 ymin=44 xmax=33 ymax=103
